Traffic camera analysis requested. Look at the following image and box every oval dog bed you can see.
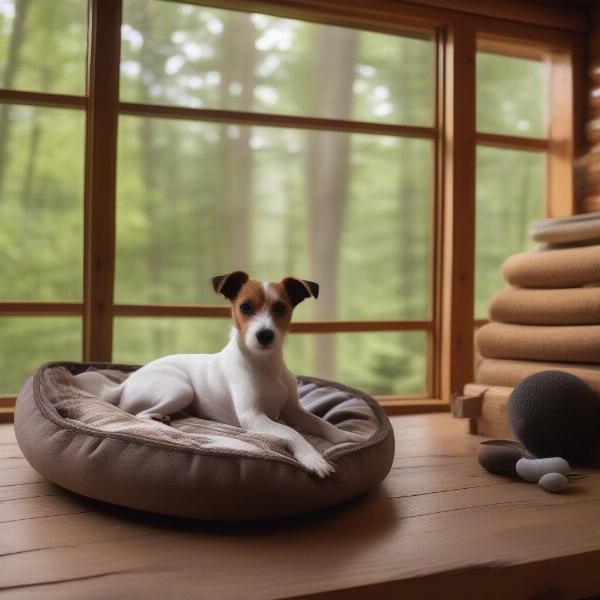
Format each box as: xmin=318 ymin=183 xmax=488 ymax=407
xmin=15 ymin=362 xmax=394 ymax=521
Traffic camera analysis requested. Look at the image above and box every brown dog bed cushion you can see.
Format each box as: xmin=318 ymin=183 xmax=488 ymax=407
xmin=488 ymin=287 xmax=600 ymax=325
xmin=476 ymin=322 xmax=600 ymax=364
xmin=14 ymin=362 xmax=394 ymax=521
xmin=501 ymin=245 xmax=600 ymax=288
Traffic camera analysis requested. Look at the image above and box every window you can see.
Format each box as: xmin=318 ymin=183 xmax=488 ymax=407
xmin=114 ymin=1 xmax=436 ymax=397
xmin=0 ymin=0 xmax=87 ymax=392
xmin=475 ymin=47 xmax=548 ymax=318
xmin=0 ymin=0 xmax=579 ymax=409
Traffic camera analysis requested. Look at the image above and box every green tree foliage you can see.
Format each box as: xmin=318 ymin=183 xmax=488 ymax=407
xmin=475 ymin=147 xmax=544 ymax=317
xmin=475 ymin=53 xmax=546 ymax=318
xmin=0 ymin=0 xmax=545 ymax=395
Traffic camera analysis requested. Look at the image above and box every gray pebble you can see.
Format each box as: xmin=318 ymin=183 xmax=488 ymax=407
xmin=516 ymin=457 xmax=570 ymax=483
xmin=538 ymin=472 xmax=568 ymax=493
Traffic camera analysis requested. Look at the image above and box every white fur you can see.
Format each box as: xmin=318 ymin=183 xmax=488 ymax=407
xmin=104 ymin=297 xmax=361 ymax=478
xmin=262 ymin=281 xmax=279 ymax=302
xmin=243 ymin=308 xmax=278 ymax=354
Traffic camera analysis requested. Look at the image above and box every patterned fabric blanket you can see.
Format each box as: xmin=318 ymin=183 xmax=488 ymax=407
xmin=40 ymin=366 xmax=378 ymax=461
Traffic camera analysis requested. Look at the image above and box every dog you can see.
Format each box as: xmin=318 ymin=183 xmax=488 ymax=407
xmin=104 ymin=271 xmax=361 ymax=477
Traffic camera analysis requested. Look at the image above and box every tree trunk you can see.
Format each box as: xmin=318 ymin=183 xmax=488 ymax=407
xmin=0 ymin=0 xmax=31 ymax=202
xmin=138 ymin=0 xmax=164 ymax=353
xmin=22 ymin=63 xmax=53 ymax=215
xmin=216 ymin=12 xmax=256 ymax=276
xmin=305 ymin=28 xmax=358 ymax=378
xmin=395 ymin=41 xmax=421 ymax=321
xmin=20 ymin=109 xmax=41 ymax=214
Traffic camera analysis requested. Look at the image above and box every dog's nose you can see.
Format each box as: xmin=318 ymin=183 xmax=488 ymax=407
xmin=256 ymin=329 xmax=274 ymax=346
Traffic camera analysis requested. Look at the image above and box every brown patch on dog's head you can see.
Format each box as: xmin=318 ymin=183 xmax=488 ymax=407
xmin=231 ymin=280 xmax=269 ymax=335
xmin=211 ymin=273 xmax=319 ymax=343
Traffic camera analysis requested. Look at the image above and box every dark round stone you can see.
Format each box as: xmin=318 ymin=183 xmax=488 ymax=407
xmin=507 ymin=370 xmax=600 ymax=461
xmin=478 ymin=440 xmax=523 ymax=473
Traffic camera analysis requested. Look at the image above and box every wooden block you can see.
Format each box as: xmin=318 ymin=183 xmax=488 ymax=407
xmin=451 ymin=393 xmax=483 ymax=418
xmin=452 ymin=383 xmax=514 ymax=439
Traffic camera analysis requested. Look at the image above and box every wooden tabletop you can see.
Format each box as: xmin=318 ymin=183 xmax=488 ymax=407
xmin=2 ymin=413 xmax=600 ymax=599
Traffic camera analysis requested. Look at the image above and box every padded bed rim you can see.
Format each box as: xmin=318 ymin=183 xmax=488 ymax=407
xmin=27 ymin=360 xmax=393 ymax=467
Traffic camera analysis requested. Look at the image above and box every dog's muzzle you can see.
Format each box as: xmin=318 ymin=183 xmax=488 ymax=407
xmin=256 ymin=329 xmax=274 ymax=347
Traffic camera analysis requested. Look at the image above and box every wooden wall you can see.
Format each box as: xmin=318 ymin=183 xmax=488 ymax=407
xmin=577 ymin=5 xmax=600 ymax=214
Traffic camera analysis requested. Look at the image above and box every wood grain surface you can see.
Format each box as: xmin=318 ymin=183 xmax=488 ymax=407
xmin=2 ymin=414 xmax=600 ymax=598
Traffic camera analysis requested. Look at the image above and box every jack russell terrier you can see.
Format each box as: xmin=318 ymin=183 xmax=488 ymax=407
xmin=105 ymin=271 xmax=361 ymax=478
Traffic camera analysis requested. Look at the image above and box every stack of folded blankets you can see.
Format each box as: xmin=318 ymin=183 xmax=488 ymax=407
xmin=475 ymin=212 xmax=600 ymax=396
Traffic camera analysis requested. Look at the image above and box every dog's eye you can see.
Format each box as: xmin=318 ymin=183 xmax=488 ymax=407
xmin=272 ymin=303 xmax=286 ymax=317
xmin=239 ymin=302 xmax=253 ymax=315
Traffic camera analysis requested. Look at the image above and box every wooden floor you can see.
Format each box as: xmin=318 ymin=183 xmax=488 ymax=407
xmin=3 ymin=414 xmax=600 ymax=599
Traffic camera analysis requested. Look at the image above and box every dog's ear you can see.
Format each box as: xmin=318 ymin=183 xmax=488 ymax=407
xmin=211 ymin=271 xmax=249 ymax=301
xmin=281 ymin=277 xmax=319 ymax=307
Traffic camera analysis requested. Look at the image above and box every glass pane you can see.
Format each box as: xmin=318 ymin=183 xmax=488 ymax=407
xmin=113 ymin=318 xmax=232 ymax=364
xmin=0 ymin=317 xmax=81 ymax=393
xmin=121 ymin=0 xmax=434 ymax=126
xmin=285 ymin=331 xmax=428 ymax=396
xmin=113 ymin=319 xmax=427 ymax=397
xmin=477 ymin=52 xmax=546 ymax=138
xmin=0 ymin=105 xmax=85 ymax=301
xmin=0 ymin=0 xmax=87 ymax=95
xmin=475 ymin=146 xmax=545 ymax=317
xmin=115 ymin=116 xmax=432 ymax=321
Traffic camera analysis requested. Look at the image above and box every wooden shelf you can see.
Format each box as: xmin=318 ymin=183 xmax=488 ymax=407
xmin=3 ymin=413 xmax=600 ymax=597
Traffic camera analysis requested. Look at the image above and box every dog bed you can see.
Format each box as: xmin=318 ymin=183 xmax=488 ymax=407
xmin=14 ymin=362 xmax=394 ymax=521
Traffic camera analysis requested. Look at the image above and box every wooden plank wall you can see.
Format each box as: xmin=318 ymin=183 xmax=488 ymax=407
xmin=577 ymin=5 xmax=600 ymax=214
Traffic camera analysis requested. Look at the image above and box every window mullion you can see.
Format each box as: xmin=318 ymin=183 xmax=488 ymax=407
xmin=440 ymin=20 xmax=476 ymax=403
xmin=82 ymin=0 xmax=122 ymax=361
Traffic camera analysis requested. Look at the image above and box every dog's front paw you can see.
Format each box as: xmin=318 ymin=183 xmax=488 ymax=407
xmin=295 ymin=450 xmax=335 ymax=478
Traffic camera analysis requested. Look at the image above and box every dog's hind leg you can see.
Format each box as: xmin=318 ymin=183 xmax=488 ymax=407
xmin=120 ymin=373 xmax=195 ymax=422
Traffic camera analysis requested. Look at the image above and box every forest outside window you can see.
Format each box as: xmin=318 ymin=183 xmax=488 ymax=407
xmin=0 ymin=0 xmax=578 ymax=407
xmin=113 ymin=0 xmax=435 ymax=398
xmin=475 ymin=46 xmax=548 ymax=318
xmin=0 ymin=0 xmax=87 ymax=392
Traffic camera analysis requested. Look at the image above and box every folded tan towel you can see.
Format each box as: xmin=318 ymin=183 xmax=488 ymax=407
xmin=476 ymin=322 xmax=600 ymax=363
xmin=489 ymin=287 xmax=600 ymax=325
xmin=502 ymin=244 xmax=600 ymax=288
xmin=531 ymin=212 xmax=600 ymax=245
xmin=476 ymin=358 xmax=600 ymax=395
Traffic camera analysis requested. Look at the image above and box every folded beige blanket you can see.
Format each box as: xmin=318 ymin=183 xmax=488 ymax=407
xmin=489 ymin=287 xmax=600 ymax=325
xmin=531 ymin=212 xmax=600 ymax=245
xmin=476 ymin=358 xmax=600 ymax=395
xmin=502 ymin=244 xmax=600 ymax=288
xmin=476 ymin=322 xmax=600 ymax=363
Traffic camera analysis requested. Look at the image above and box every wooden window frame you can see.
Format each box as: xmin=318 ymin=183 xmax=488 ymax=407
xmin=0 ymin=0 xmax=584 ymax=419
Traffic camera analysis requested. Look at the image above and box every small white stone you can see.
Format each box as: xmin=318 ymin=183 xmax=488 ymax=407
xmin=538 ymin=472 xmax=569 ymax=493
xmin=516 ymin=457 xmax=570 ymax=483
